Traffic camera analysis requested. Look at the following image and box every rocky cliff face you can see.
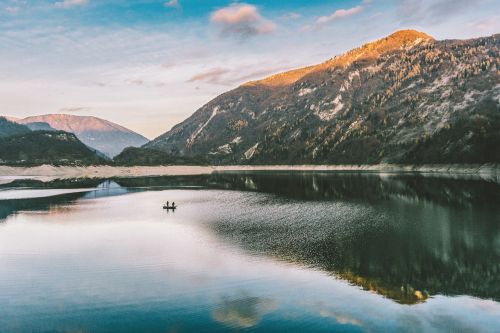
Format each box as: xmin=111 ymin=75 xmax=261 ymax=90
xmin=147 ymin=30 xmax=500 ymax=164
xmin=15 ymin=114 xmax=149 ymax=158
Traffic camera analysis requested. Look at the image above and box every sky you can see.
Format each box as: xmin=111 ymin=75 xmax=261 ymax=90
xmin=1 ymin=0 xmax=499 ymax=139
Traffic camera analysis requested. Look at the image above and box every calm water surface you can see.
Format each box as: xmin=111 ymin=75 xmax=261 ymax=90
xmin=0 ymin=172 xmax=499 ymax=332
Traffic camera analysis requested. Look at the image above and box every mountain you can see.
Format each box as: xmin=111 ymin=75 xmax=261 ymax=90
xmin=0 ymin=117 xmax=31 ymax=138
xmin=147 ymin=30 xmax=500 ymax=165
xmin=14 ymin=114 xmax=149 ymax=158
xmin=0 ymin=131 xmax=106 ymax=166
xmin=23 ymin=122 xmax=56 ymax=131
xmin=113 ymin=147 xmax=208 ymax=166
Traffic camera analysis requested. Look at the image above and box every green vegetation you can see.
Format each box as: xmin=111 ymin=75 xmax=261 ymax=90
xmin=0 ymin=118 xmax=205 ymax=166
xmin=146 ymin=33 xmax=500 ymax=165
xmin=0 ymin=117 xmax=31 ymax=138
xmin=113 ymin=147 xmax=208 ymax=166
xmin=403 ymin=98 xmax=500 ymax=163
xmin=0 ymin=131 xmax=107 ymax=166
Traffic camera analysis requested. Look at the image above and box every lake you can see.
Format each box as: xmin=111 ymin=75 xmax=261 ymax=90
xmin=0 ymin=172 xmax=499 ymax=332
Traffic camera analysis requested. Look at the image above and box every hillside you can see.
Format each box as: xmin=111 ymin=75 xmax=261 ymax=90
xmin=113 ymin=147 xmax=208 ymax=166
xmin=0 ymin=131 xmax=106 ymax=166
xmin=0 ymin=117 xmax=31 ymax=138
xmin=147 ymin=30 xmax=500 ymax=165
xmin=14 ymin=114 xmax=149 ymax=158
xmin=24 ymin=122 xmax=56 ymax=131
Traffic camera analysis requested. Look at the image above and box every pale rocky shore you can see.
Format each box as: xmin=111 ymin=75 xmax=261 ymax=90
xmin=0 ymin=165 xmax=216 ymax=180
xmin=0 ymin=164 xmax=499 ymax=182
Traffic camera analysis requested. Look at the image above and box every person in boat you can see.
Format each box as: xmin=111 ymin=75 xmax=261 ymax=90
xmin=166 ymin=201 xmax=169 ymax=207
xmin=171 ymin=202 xmax=176 ymax=208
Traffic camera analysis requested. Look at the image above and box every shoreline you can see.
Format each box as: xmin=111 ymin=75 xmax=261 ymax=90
xmin=0 ymin=165 xmax=216 ymax=180
xmin=0 ymin=164 xmax=498 ymax=180
xmin=215 ymin=164 xmax=500 ymax=174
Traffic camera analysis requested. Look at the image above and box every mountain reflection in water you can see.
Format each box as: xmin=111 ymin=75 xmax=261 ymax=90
xmin=1 ymin=172 xmax=499 ymax=307
xmin=205 ymin=172 xmax=500 ymax=304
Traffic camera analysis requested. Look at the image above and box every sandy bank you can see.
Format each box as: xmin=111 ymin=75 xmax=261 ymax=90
xmin=0 ymin=165 xmax=216 ymax=179
xmin=0 ymin=164 xmax=498 ymax=181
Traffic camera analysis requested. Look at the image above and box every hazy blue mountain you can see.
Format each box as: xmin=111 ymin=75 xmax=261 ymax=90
xmin=15 ymin=114 xmax=149 ymax=158
xmin=24 ymin=122 xmax=56 ymax=131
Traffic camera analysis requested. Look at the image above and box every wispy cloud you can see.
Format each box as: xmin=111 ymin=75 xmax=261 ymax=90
xmin=210 ymin=3 xmax=276 ymax=38
xmin=303 ymin=2 xmax=367 ymax=31
xmin=54 ymin=0 xmax=88 ymax=9
xmin=164 ymin=0 xmax=180 ymax=9
xmin=187 ymin=68 xmax=232 ymax=84
xmin=59 ymin=106 xmax=92 ymax=113
xmin=5 ymin=6 xmax=19 ymax=14
xmin=187 ymin=65 xmax=290 ymax=86
xmin=281 ymin=12 xmax=301 ymax=20
xmin=4 ymin=0 xmax=27 ymax=14
xmin=317 ymin=6 xmax=364 ymax=25
xmin=398 ymin=0 xmax=477 ymax=24
xmin=466 ymin=15 xmax=500 ymax=35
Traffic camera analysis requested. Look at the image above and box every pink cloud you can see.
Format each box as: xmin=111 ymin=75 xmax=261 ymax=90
xmin=316 ymin=6 xmax=364 ymax=25
xmin=212 ymin=3 xmax=260 ymax=25
xmin=211 ymin=3 xmax=276 ymax=38
xmin=5 ymin=6 xmax=20 ymax=14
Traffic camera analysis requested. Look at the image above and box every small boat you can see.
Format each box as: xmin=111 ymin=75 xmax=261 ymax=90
xmin=163 ymin=203 xmax=177 ymax=210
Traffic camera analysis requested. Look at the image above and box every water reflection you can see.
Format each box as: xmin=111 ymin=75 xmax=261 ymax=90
xmin=213 ymin=295 xmax=277 ymax=329
xmin=0 ymin=180 xmax=133 ymax=221
xmin=203 ymin=173 xmax=500 ymax=303
xmin=0 ymin=172 xmax=499 ymax=332
xmin=84 ymin=172 xmax=500 ymax=304
xmin=0 ymin=192 xmax=88 ymax=221
xmin=2 ymin=173 xmax=500 ymax=304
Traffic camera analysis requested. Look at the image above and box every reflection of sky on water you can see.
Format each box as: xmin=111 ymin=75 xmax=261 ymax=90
xmin=0 ymin=188 xmax=499 ymax=333
xmin=0 ymin=188 xmax=95 ymax=200
xmin=81 ymin=181 xmax=131 ymax=199
xmin=212 ymin=295 xmax=277 ymax=329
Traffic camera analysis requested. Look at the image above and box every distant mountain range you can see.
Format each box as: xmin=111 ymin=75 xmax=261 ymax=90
xmin=0 ymin=117 xmax=31 ymax=138
xmin=2 ymin=30 xmax=499 ymax=167
xmin=0 ymin=117 xmax=106 ymax=166
xmin=0 ymin=117 xmax=197 ymax=166
xmin=9 ymin=114 xmax=149 ymax=158
xmin=147 ymin=30 xmax=500 ymax=164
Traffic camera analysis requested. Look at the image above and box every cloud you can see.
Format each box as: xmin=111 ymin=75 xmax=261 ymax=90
xmin=126 ymin=79 xmax=144 ymax=86
xmin=212 ymin=296 xmax=277 ymax=329
xmin=187 ymin=68 xmax=232 ymax=84
xmin=187 ymin=65 xmax=290 ymax=86
xmin=5 ymin=6 xmax=20 ymax=14
xmin=303 ymin=2 xmax=367 ymax=31
xmin=164 ymin=0 xmax=180 ymax=9
xmin=210 ymin=3 xmax=276 ymax=38
xmin=124 ymin=78 xmax=166 ymax=88
xmin=59 ymin=106 xmax=92 ymax=113
xmin=398 ymin=0 xmax=477 ymax=24
xmin=281 ymin=12 xmax=301 ymax=20
xmin=467 ymin=15 xmax=500 ymax=35
xmin=54 ymin=0 xmax=88 ymax=9
xmin=318 ymin=308 xmax=363 ymax=326
xmin=316 ymin=6 xmax=363 ymax=26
